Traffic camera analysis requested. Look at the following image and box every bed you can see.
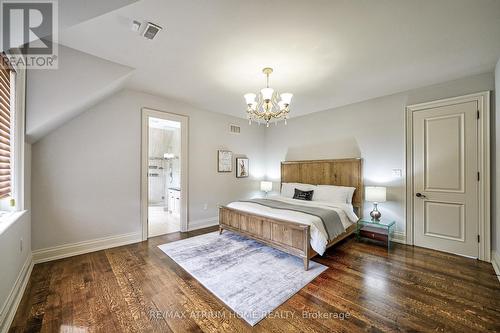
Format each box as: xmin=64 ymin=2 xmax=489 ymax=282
xmin=218 ymin=158 xmax=363 ymax=270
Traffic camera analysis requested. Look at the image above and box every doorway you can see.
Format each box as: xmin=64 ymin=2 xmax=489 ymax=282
xmin=141 ymin=108 xmax=188 ymax=239
xmin=405 ymin=92 xmax=490 ymax=261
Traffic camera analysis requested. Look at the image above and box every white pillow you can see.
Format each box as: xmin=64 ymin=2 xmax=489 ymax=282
xmin=281 ymin=182 xmax=317 ymax=198
xmin=313 ymin=185 xmax=356 ymax=204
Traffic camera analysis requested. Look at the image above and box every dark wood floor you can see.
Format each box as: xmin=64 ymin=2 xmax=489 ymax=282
xmin=9 ymin=226 xmax=500 ymax=332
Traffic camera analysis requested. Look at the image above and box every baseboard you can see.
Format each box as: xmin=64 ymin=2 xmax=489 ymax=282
xmin=391 ymin=231 xmax=406 ymax=245
xmin=491 ymin=250 xmax=500 ymax=283
xmin=188 ymin=217 xmax=218 ymax=231
xmin=32 ymin=232 xmax=142 ymax=264
xmin=0 ymin=254 xmax=33 ymax=333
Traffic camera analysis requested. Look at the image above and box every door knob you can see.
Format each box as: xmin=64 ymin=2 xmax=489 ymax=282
xmin=416 ymin=192 xmax=426 ymax=198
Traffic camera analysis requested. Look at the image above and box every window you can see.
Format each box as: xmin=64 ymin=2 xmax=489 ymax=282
xmin=0 ymin=54 xmax=14 ymax=200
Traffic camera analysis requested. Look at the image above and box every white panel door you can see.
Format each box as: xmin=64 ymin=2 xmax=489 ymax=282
xmin=413 ymin=101 xmax=478 ymax=257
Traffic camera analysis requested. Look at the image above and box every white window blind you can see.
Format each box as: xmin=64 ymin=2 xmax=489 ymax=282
xmin=0 ymin=56 xmax=12 ymax=199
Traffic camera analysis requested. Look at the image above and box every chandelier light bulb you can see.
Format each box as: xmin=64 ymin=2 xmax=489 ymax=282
xmin=280 ymin=93 xmax=293 ymax=105
xmin=261 ymin=88 xmax=274 ymax=101
xmin=244 ymin=93 xmax=256 ymax=105
xmin=278 ymin=101 xmax=287 ymax=111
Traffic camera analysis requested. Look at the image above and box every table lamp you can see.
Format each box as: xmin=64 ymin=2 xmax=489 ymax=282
xmin=365 ymin=186 xmax=386 ymax=221
xmin=260 ymin=181 xmax=273 ymax=197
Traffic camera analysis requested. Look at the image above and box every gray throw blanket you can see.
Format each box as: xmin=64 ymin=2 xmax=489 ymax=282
xmin=239 ymin=199 xmax=345 ymax=240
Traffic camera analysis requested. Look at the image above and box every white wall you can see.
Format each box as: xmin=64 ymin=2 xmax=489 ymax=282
xmin=494 ymin=58 xmax=500 ymax=253
xmin=31 ymin=89 xmax=266 ymax=250
xmin=30 ymin=71 xmax=496 ymax=250
xmin=265 ymin=72 xmax=495 ymax=235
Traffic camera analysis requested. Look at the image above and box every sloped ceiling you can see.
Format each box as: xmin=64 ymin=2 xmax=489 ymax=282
xmin=59 ymin=0 xmax=500 ymax=118
xmin=26 ymin=44 xmax=134 ymax=142
xmin=23 ymin=0 xmax=140 ymax=142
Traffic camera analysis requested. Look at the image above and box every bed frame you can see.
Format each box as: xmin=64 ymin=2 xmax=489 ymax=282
xmin=219 ymin=158 xmax=363 ymax=270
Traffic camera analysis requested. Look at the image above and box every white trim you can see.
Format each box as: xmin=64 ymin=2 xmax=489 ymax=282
xmin=405 ymin=91 xmax=490 ymax=261
xmin=141 ymin=108 xmax=189 ymax=240
xmin=0 ymin=53 xmax=26 ymax=212
xmin=32 ymin=232 xmax=141 ymax=264
xmin=188 ymin=217 xmax=218 ymax=231
xmin=0 ymin=254 xmax=33 ymax=333
xmin=491 ymin=251 xmax=500 ymax=283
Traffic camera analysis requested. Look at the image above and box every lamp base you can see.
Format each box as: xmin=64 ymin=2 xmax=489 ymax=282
xmin=370 ymin=203 xmax=381 ymax=221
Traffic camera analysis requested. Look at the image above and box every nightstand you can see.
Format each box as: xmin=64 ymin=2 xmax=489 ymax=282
xmin=356 ymin=218 xmax=395 ymax=249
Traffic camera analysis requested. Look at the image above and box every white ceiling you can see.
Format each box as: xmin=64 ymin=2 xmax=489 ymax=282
xmin=60 ymin=0 xmax=500 ymax=118
xmin=0 ymin=0 xmax=138 ymax=52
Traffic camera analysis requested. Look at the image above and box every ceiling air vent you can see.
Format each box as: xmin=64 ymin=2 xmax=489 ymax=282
xmin=142 ymin=22 xmax=162 ymax=40
xmin=229 ymin=124 xmax=241 ymax=134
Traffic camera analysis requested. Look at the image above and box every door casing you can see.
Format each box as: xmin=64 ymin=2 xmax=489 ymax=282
xmin=141 ymin=108 xmax=189 ymax=240
xmin=405 ymin=91 xmax=490 ymax=262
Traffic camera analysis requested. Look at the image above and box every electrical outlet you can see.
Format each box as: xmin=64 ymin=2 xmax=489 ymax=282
xmin=203 ymin=203 xmax=208 ymax=210
xmin=392 ymin=169 xmax=402 ymax=177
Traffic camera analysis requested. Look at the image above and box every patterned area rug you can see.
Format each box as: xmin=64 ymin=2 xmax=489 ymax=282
xmin=158 ymin=231 xmax=327 ymax=326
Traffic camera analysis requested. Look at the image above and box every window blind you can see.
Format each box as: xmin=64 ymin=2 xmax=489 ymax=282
xmin=0 ymin=56 xmax=12 ymax=199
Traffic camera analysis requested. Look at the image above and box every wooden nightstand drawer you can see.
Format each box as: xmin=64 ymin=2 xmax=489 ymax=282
xmin=359 ymin=226 xmax=388 ymax=242
xmin=356 ymin=218 xmax=395 ymax=250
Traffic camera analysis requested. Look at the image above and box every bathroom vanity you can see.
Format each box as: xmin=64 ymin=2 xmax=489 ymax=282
xmin=167 ymin=187 xmax=181 ymax=216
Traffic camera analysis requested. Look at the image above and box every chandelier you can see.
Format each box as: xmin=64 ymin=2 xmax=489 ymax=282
xmin=243 ymin=67 xmax=293 ymax=127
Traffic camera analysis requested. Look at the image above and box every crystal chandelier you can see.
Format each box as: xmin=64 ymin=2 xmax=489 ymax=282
xmin=244 ymin=67 xmax=293 ymax=127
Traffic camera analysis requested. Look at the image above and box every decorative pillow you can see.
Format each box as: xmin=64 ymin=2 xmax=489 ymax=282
xmin=293 ymin=188 xmax=314 ymax=201
xmin=281 ymin=182 xmax=316 ymax=198
xmin=314 ymin=185 xmax=356 ymax=204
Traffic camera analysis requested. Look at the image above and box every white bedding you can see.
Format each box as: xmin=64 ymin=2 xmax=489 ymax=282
xmin=226 ymin=196 xmax=358 ymax=255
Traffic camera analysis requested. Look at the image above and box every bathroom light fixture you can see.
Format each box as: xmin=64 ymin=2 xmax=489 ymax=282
xmin=163 ymin=153 xmax=175 ymax=159
xmin=244 ymin=68 xmax=293 ymax=127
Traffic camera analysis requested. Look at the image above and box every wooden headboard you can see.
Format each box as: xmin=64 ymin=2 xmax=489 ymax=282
xmin=280 ymin=158 xmax=363 ymax=214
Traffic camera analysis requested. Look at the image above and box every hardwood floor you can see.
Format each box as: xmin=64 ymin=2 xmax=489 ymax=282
xmin=9 ymin=227 xmax=500 ymax=332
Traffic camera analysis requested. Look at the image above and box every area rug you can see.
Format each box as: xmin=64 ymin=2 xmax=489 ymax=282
xmin=158 ymin=231 xmax=327 ymax=326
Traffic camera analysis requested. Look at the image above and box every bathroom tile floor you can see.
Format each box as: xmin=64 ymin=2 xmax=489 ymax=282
xmin=148 ymin=206 xmax=180 ymax=237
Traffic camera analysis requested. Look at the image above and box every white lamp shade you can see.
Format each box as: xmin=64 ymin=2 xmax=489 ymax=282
xmin=261 ymin=88 xmax=274 ymax=100
xmin=260 ymin=181 xmax=273 ymax=192
xmin=278 ymin=101 xmax=287 ymax=110
xmin=244 ymin=93 xmax=256 ymax=105
xmin=365 ymin=186 xmax=386 ymax=202
xmin=280 ymin=93 xmax=293 ymax=105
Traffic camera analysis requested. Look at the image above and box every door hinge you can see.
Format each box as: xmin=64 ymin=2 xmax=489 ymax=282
xmin=477 ymin=110 xmax=480 ymax=119
xmin=477 ymin=172 xmax=480 ymax=181
xmin=477 ymin=235 xmax=480 ymax=243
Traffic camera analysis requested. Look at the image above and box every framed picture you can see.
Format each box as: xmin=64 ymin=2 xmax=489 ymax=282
xmin=236 ymin=158 xmax=249 ymax=178
xmin=217 ymin=150 xmax=232 ymax=172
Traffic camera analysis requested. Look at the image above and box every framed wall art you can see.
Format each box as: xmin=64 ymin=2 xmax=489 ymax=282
xmin=217 ymin=150 xmax=232 ymax=172
xmin=236 ymin=158 xmax=249 ymax=178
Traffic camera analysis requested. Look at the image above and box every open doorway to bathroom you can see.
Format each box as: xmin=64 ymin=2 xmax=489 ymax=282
xmin=141 ymin=108 xmax=188 ymax=240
